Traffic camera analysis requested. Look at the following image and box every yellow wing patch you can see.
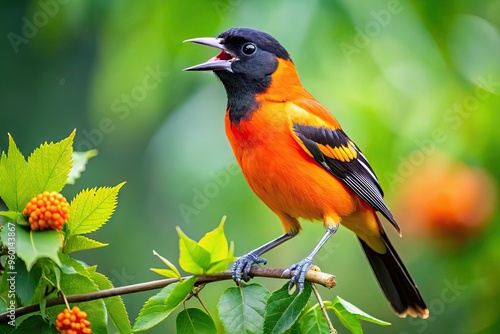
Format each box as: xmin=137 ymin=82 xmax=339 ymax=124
xmin=288 ymin=102 xmax=358 ymax=162
xmin=318 ymin=142 xmax=358 ymax=162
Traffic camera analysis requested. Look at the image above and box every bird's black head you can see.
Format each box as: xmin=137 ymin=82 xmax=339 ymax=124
xmin=184 ymin=27 xmax=290 ymax=79
xmin=184 ymin=27 xmax=291 ymax=123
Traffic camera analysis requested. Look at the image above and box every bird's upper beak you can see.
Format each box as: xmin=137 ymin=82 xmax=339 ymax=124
xmin=183 ymin=37 xmax=235 ymax=72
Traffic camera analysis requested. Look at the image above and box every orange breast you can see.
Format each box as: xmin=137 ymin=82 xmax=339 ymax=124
xmin=225 ymin=100 xmax=358 ymax=233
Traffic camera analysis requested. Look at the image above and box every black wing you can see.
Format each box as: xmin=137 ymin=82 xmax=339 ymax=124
xmin=294 ymin=123 xmax=400 ymax=234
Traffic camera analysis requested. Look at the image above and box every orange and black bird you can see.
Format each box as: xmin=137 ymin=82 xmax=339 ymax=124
xmin=185 ymin=27 xmax=429 ymax=319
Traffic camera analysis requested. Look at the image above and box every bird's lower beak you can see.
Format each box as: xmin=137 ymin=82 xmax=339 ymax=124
xmin=183 ymin=37 xmax=235 ymax=72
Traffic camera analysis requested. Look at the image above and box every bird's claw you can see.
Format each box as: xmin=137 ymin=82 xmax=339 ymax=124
xmin=282 ymin=257 xmax=314 ymax=294
xmin=231 ymin=252 xmax=267 ymax=285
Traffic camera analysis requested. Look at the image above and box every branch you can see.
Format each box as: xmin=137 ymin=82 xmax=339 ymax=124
xmin=0 ymin=267 xmax=335 ymax=322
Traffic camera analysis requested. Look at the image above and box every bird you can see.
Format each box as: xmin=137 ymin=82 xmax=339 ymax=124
xmin=184 ymin=27 xmax=429 ymax=319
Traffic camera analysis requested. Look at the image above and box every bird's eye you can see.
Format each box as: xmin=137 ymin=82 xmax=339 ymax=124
xmin=242 ymin=43 xmax=256 ymax=55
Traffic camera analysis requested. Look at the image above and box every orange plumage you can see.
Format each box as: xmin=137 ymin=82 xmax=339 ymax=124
xmin=186 ymin=27 xmax=428 ymax=319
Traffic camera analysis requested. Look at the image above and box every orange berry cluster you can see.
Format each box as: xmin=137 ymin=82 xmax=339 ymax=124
xmin=56 ymin=306 xmax=92 ymax=334
xmin=23 ymin=191 xmax=70 ymax=231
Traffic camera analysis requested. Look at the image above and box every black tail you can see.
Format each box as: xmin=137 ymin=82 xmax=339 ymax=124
xmin=359 ymin=234 xmax=429 ymax=319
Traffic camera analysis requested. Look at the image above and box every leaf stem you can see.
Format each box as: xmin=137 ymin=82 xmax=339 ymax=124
xmin=311 ymin=282 xmax=337 ymax=334
xmin=0 ymin=267 xmax=335 ymax=322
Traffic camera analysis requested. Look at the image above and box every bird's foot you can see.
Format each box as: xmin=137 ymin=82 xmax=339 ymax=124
xmin=231 ymin=252 xmax=267 ymax=285
xmin=283 ymin=256 xmax=314 ymax=294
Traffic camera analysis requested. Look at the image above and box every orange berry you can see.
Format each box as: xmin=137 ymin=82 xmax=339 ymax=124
xmin=56 ymin=306 xmax=92 ymax=334
xmin=23 ymin=191 xmax=70 ymax=231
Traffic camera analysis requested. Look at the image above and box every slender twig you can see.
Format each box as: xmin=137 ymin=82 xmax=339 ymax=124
xmin=311 ymin=282 xmax=337 ymax=334
xmin=194 ymin=295 xmax=210 ymax=316
xmin=61 ymin=293 xmax=70 ymax=310
xmin=0 ymin=267 xmax=335 ymax=322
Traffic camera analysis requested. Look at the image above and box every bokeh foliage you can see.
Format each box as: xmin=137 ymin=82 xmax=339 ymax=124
xmin=1 ymin=0 xmax=498 ymax=333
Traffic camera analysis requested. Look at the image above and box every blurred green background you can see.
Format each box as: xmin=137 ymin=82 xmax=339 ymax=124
xmin=1 ymin=0 xmax=499 ymax=333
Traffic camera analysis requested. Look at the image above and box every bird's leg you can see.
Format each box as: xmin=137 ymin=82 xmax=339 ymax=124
xmin=232 ymin=232 xmax=296 ymax=284
xmin=283 ymin=225 xmax=339 ymax=293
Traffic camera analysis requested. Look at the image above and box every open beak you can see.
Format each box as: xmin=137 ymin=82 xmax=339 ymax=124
xmin=183 ymin=37 xmax=235 ymax=72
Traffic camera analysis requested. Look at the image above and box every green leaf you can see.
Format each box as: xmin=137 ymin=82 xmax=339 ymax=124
xmin=40 ymin=297 xmax=47 ymax=319
xmin=0 ymin=134 xmax=29 ymax=211
xmin=87 ymin=267 xmax=133 ymax=334
xmin=176 ymin=308 xmax=217 ymax=334
xmin=0 ymin=298 xmax=6 ymax=313
xmin=133 ymin=277 xmax=196 ymax=331
xmin=152 ymin=250 xmax=181 ymax=278
xmin=199 ymin=217 xmax=236 ymax=273
xmin=14 ymin=259 xmax=42 ymax=305
xmin=328 ymin=296 xmax=390 ymax=334
xmin=218 ymin=283 xmax=270 ymax=334
xmin=263 ymin=282 xmax=312 ymax=334
xmin=284 ymin=321 xmax=302 ymax=334
xmin=58 ymin=253 xmax=92 ymax=280
xmin=0 ymin=211 xmax=24 ymax=224
xmin=26 ymin=130 xmax=75 ymax=194
xmin=67 ymin=182 xmax=125 ymax=235
xmin=6 ymin=314 xmax=55 ymax=333
xmin=0 ymin=226 xmax=62 ymax=270
xmin=67 ymin=150 xmax=98 ymax=184
xmin=151 ymin=268 xmax=181 ymax=279
xmin=176 ymin=227 xmax=211 ymax=275
xmin=47 ymin=271 xmax=107 ymax=334
xmin=205 ymin=256 xmax=235 ymax=274
xmin=198 ymin=216 xmax=229 ymax=262
xmin=299 ymin=305 xmax=330 ymax=334
xmin=63 ymin=234 xmax=108 ymax=254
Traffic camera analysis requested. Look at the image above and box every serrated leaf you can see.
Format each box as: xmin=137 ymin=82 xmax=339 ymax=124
xmin=67 ymin=150 xmax=98 ymax=184
xmin=133 ymin=277 xmax=196 ymax=331
xmin=218 ymin=283 xmax=270 ymax=334
xmin=67 ymin=182 xmax=124 ymax=235
xmin=63 ymin=234 xmax=108 ymax=254
xmin=328 ymin=296 xmax=390 ymax=334
xmin=0 ymin=226 xmax=62 ymax=270
xmin=0 ymin=134 xmax=29 ymax=212
xmin=198 ymin=216 xmax=228 ymax=263
xmin=176 ymin=227 xmax=211 ymax=275
xmin=176 ymin=308 xmax=216 ymax=334
xmin=26 ymin=130 xmax=75 ymax=195
xmin=263 ymin=282 xmax=312 ymax=334
xmin=152 ymin=250 xmax=181 ymax=278
xmin=300 ymin=305 xmax=330 ymax=334
xmin=87 ymin=267 xmax=133 ymax=334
